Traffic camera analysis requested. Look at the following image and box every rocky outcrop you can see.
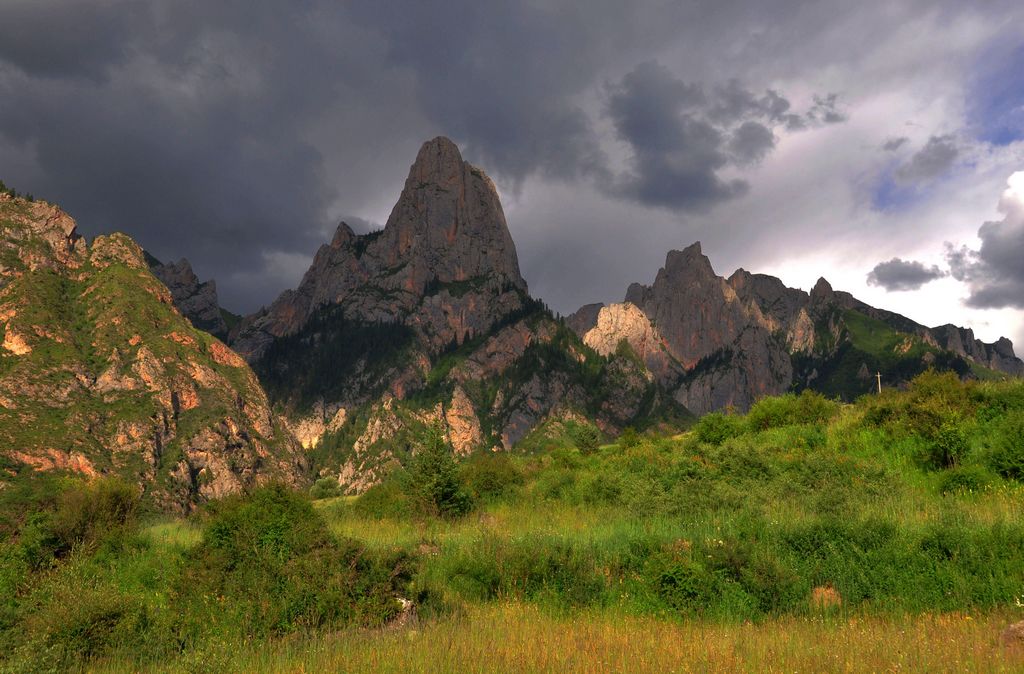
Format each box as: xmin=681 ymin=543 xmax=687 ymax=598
xmin=0 ymin=193 xmax=87 ymax=280
xmin=729 ymin=269 xmax=815 ymax=353
xmin=232 ymin=136 xmax=528 ymax=361
xmin=675 ymin=326 xmax=793 ymax=414
xmin=627 ymin=243 xmax=750 ymax=369
xmin=575 ymin=302 xmax=680 ymax=382
xmin=150 ymin=257 xmax=229 ymax=338
xmin=929 ymin=325 xmax=1024 ymax=376
xmin=445 ymin=385 xmax=483 ymax=456
xmin=605 ymin=244 xmax=793 ymax=413
xmin=0 ymin=194 xmax=307 ymax=510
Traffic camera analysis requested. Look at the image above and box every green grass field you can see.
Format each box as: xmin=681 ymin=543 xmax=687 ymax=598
xmin=2 ymin=371 xmax=1024 ymax=672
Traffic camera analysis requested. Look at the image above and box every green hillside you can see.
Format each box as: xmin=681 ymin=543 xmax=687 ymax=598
xmin=794 ymin=309 xmax=1000 ymax=400
xmin=1 ymin=371 xmax=1023 ymax=671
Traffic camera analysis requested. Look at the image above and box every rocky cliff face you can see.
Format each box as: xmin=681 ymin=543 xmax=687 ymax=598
xmin=0 ymin=192 xmax=306 ymax=510
xmin=570 ymin=242 xmax=1024 ymax=414
xmin=149 ymin=257 xmax=229 ymax=339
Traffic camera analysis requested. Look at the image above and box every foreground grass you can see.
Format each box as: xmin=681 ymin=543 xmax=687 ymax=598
xmin=103 ymin=603 xmax=1024 ymax=673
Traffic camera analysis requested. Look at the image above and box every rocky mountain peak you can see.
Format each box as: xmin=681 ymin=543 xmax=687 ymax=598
xmin=408 ymin=136 xmax=465 ymax=187
xmin=810 ymin=277 xmax=835 ymax=304
xmin=330 ymin=221 xmax=357 ymax=249
xmin=149 ymin=255 xmax=229 ymax=339
xmin=0 ymin=196 xmax=305 ymax=509
xmin=378 ymin=136 xmax=525 ymax=293
xmin=635 ymin=243 xmax=749 ymax=369
xmin=662 ymin=242 xmax=713 ymax=278
xmin=232 ymin=137 xmax=530 ymax=361
xmin=0 ymin=193 xmax=87 ymax=278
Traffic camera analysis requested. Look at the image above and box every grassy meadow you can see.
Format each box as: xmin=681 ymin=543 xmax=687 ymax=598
xmin=2 ymin=371 xmax=1024 ymax=672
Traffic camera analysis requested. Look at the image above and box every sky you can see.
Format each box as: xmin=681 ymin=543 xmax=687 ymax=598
xmin=1 ymin=0 xmax=1023 ymax=349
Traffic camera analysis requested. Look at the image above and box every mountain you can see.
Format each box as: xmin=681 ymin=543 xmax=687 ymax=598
xmin=0 ymin=192 xmax=306 ymax=510
xmin=569 ymin=243 xmax=1023 ymax=413
xmin=148 ymin=255 xmax=234 ymax=340
xmin=230 ymin=137 xmax=681 ymax=491
xmin=231 ymin=137 xmax=528 ymax=362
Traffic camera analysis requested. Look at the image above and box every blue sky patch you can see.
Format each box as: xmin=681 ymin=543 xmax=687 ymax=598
xmin=968 ymin=43 xmax=1024 ymax=146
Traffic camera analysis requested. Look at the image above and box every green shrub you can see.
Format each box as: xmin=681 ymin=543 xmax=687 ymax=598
xmin=10 ymin=586 xmax=151 ymax=671
xmin=176 ymin=484 xmax=408 ymax=637
xmin=939 ymin=465 xmax=993 ymax=494
xmin=18 ymin=478 xmax=139 ymax=569
xmin=987 ymin=410 xmax=1024 ymax=480
xmin=309 ymin=477 xmax=342 ymax=500
xmin=747 ymin=390 xmax=839 ymax=431
xmin=461 ymin=452 xmax=524 ymax=501
xmin=569 ymin=422 xmax=602 ymax=454
xmin=923 ymin=419 xmax=971 ymax=469
xmin=618 ymin=426 xmax=641 ymax=448
xmin=693 ymin=411 xmax=745 ymax=445
xmin=353 ymin=476 xmax=413 ymax=518
xmin=407 ymin=424 xmax=472 ymax=518
xmin=648 ymin=555 xmax=719 ymax=614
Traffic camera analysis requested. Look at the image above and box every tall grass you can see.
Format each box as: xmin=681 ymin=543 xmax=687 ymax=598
xmin=107 ymin=603 xmax=1024 ymax=673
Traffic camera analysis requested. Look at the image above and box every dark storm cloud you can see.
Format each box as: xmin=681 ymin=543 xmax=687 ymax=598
xmin=44 ymin=0 xmax=1024 ymax=327
xmin=883 ymin=137 xmax=909 ymax=151
xmin=866 ymin=258 xmax=946 ymax=291
xmin=728 ymin=122 xmax=777 ymax=165
xmin=895 ymin=135 xmax=960 ymax=183
xmin=806 ymin=94 xmax=848 ymax=125
xmin=343 ymin=0 xmax=672 ymax=185
xmin=604 ymin=62 xmax=745 ymax=211
xmin=0 ymin=0 xmax=147 ymax=80
xmin=944 ymin=185 xmax=1024 ymax=308
xmin=0 ymin=0 xmax=388 ymax=309
xmin=0 ymin=0 xmax=862 ymax=313
xmin=602 ymin=61 xmax=844 ymax=211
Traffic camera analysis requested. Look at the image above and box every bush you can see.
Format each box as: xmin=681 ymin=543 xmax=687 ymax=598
xmin=309 ymin=477 xmax=342 ymax=500
xmin=569 ymin=423 xmax=602 ymax=454
xmin=694 ymin=411 xmax=744 ymax=445
xmin=176 ymin=484 xmax=408 ymax=637
xmin=461 ymin=452 xmax=524 ymax=501
xmin=924 ymin=419 xmax=971 ymax=470
xmin=353 ymin=476 xmax=413 ymax=519
xmin=618 ymin=426 xmax=640 ymax=449
xmin=648 ymin=555 xmax=718 ymax=614
xmin=19 ymin=478 xmax=139 ymax=568
xmin=407 ymin=424 xmax=472 ymax=518
xmin=939 ymin=465 xmax=993 ymax=494
xmin=747 ymin=390 xmax=839 ymax=431
xmin=987 ymin=410 xmax=1024 ymax=480
xmin=10 ymin=586 xmax=150 ymax=671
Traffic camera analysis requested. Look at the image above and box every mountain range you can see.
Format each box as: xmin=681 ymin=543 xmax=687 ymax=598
xmin=1 ymin=137 xmax=1020 ymax=507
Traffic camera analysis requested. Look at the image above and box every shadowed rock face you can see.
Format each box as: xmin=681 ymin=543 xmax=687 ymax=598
xmin=231 ymin=136 xmax=527 ymax=361
xmin=0 ymin=193 xmax=306 ymax=510
xmin=150 ymin=257 xmax=228 ymax=339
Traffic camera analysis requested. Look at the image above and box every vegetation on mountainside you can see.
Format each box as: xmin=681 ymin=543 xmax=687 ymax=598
xmin=792 ymin=308 xmax=993 ymax=400
xmin=1 ymin=372 xmax=1023 ymax=671
xmin=254 ymin=304 xmax=418 ymax=412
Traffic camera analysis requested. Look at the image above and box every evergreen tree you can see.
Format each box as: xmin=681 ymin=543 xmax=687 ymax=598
xmin=407 ymin=422 xmax=472 ymax=518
